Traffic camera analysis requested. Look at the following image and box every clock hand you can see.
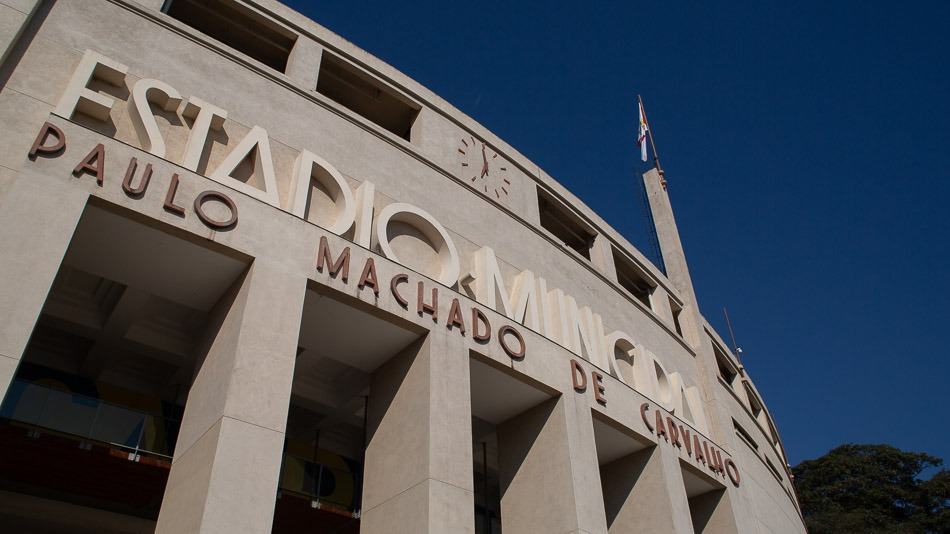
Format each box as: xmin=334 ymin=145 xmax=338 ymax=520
xmin=480 ymin=143 xmax=489 ymax=177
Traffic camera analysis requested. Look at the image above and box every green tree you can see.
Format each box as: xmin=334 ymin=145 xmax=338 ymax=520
xmin=792 ymin=444 xmax=950 ymax=533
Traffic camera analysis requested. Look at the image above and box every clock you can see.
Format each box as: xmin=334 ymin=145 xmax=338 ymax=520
xmin=457 ymin=136 xmax=511 ymax=200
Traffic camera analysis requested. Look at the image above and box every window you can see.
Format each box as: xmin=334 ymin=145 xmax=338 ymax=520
xmin=537 ymin=189 xmax=595 ymax=260
xmin=611 ymin=246 xmax=655 ymax=309
xmin=747 ymin=388 xmax=763 ymax=419
xmin=767 ymin=419 xmax=782 ymax=448
xmin=765 ymin=456 xmax=784 ymax=482
xmin=766 ymin=418 xmax=786 ymax=466
xmin=316 ymin=52 xmax=420 ymax=141
xmin=164 ymin=0 xmax=297 ymax=72
xmin=712 ymin=341 xmax=738 ymax=386
xmin=733 ymin=419 xmax=758 ymax=451
xmin=744 ymin=383 xmax=771 ymax=432
xmin=669 ymin=297 xmax=684 ymax=336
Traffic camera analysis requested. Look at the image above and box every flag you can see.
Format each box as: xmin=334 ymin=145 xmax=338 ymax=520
xmin=638 ymin=100 xmax=649 ymax=162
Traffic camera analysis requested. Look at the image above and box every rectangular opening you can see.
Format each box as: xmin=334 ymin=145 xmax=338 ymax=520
xmin=271 ymin=287 xmax=425 ymax=534
xmin=766 ymin=418 xmax=781 ymax=448
xmin=712 ymin=341 xmax=738 ymax=387
xmin=680 ymin=460 xmax=737 ymax=534
xmin=470 ymin=354 xmax=558 ymax=533
xmin=762 ymin=408 xmax=786 ymax=463
xmin=163 ymin=0 xmax=297 ymax=72
xmin=765 ymin=455 xmax=784 ymax=482
xmin=537 ymin=189 xmax=595 ymax=260
xmin=733 ymin=419 xmax=758 ymax=450
xmin=317 ymin=52 xmax=421 ymax=141
xmin=0 ymin=204 xmax=250 ymax=531
xmin=744 ymin=383 xmax=770 ymax=432
xmin=669 ymin=297 xmax=684 ymax=336
xmin=611 ymin=246 xmax=655 ymax=309
xmin=590 ymin=411 xmax=655 ymax=532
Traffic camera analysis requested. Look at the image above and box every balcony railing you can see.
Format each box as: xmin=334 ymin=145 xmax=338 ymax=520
xmin=2 ymin=379 xmax=364 ymax=513
xmin=0 ymin=379 xmax=179 ymax=459
xmin=278 ymin=453 xmax=362 ymax=515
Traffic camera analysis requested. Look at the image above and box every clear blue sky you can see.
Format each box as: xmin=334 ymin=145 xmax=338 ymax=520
xmin=286 ymin=0 xmax=950 ymax=466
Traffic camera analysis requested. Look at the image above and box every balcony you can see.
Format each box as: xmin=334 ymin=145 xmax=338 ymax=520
xmin=1 ymin=379 xmax=180 ymax=460
xmin=0 ymin=379 xmax=178 ymax=524
xmin=272 ymin=448 xmax=363 ymax=534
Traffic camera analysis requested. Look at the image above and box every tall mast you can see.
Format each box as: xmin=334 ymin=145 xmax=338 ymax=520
xmin=638 ymin=94 xmax=666 ymax=186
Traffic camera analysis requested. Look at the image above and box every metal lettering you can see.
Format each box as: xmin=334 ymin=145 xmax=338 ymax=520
xmin=194 ymin=190 xmax=238 ymax=230
xmin=316 ymin=235 xmax=350 ymax=282
xmin=390 ymin=274 xmax=409 ymax=308
xmin=72 ymin=143 xmax=105 ymax=186
xmin=121 ymin=157 xmax=152 ymax=197
xmin=570 ymin=359 xmax=587 ymax=392
xmin=446 ymin=298 xmax=466 ymax=335
xmin=28 ymin=122 xmax=66 ymax=160
xmin=357 ymin=258 xmax=379 ymax=297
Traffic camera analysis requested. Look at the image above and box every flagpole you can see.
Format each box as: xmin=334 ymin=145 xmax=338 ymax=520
xmin=637 ymin=94 xmax=665 ymax=180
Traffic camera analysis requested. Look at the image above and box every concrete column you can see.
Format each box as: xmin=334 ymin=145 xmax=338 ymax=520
xmin=155 ymin=261 xmax=307 ymax=534
xmin=642 ymin=171 xmax=692 ymax=309
xmin=600 ymin=446 xmax=692 ymax=534
xmin=643 ymin=169 xmax=727 ymax=441
xmin=651 ymin=286 xmax=677 ymax=331
xmin=0 ymin=172 xmax=87 ymax=400
xmin=590 ymin=234 xmax=616 ymax=282
xmin=497 ymin=395 xmax=608 ymax=534
xmin=0 ymin=0 xmax=40 ymax=67
xmin=658 ymin=446 xmax=703 ymax=534
xmin=360 ymin=330 xmax=474 ymax=534
xmin=285 ymin=37 xmax=323 ymax=89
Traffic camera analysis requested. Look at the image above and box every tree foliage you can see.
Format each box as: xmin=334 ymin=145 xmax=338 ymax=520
xmin=793 ymin=444 xmax=949 ymax=533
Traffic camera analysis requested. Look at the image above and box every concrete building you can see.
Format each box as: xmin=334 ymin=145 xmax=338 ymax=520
xmin=0 ymin=1 xmax=805 ymax=532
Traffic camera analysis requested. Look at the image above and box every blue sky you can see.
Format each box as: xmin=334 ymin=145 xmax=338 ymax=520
xmin=286 ymin=0 xmax=950 ymax=467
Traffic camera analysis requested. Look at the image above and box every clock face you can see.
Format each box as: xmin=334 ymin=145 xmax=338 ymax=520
xmin=457 ymin=136 xmax=511 ymax=200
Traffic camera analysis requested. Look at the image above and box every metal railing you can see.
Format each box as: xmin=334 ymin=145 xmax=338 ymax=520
xmin=0 ymin=379 xmax=179 ymax=460
xmin=278 ymin=453 xmax=362 ymax=514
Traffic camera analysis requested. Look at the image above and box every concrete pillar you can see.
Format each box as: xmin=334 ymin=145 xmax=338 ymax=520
xmin=0 ymin=0 xmax=40 ymax=67
xmin=659 ymin=446 xmax=704 ymax=534
xmin=360 ymin=330 xmax=474 ymax=534
xmin=600 ymin=446 xmax=692 ymax=534
xmin=643 ymin=169 xmax=727 ymax=441
xmin=497 ymin=396 xmax=608 ymax=534
xmin=642 ymin=169 xmax=701 ymax=346
xmin=0 ymin=173 xmax=86 ymax=400
xmin=155 ymin=261 xmax=307 ymax=534
xmin=285 ymin=37 xmax=323 ymax=89
xmin=590 ymin=234 xmax=616 ymax=282
xmin=651 ymin=286 xmax=677 ymax=331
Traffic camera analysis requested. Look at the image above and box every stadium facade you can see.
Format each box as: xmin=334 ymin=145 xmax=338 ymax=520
xmin=0 ymin=1 xmax=806 ymax=532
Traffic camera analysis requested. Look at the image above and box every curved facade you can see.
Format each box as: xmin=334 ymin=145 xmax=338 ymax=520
xmin=0 ymin=1 xmax=805 ymax=533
